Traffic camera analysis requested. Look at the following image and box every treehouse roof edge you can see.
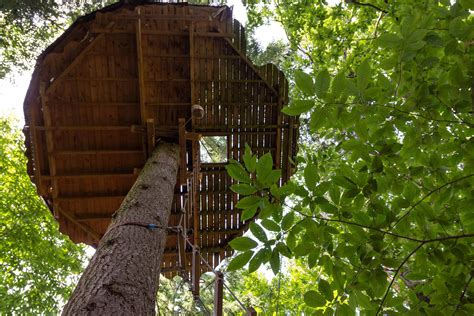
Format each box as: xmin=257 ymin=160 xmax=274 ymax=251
xmin=23 ymin=2 xmax=298 ymax=278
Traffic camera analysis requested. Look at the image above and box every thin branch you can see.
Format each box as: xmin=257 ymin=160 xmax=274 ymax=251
xmin=454 ymin=275 xmax=473 ymax=315
xmin=377 ymin=243 xmax=424 ymax=315
xmin=392 ymin=173 xmax=474 ymax=229
xmin=297 ymin=45 xmax=316 ymax=65
xmin=348 ymin=0 xmax=388 ymax=14
xmin=287 ymin=204 xmax=474 ymax=243
xmin=373 ymin=11 xmax=385 ymax=38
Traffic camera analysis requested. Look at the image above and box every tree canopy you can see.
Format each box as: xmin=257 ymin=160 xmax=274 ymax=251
xmin=227 ymin=0 xmax=474 ymax=314
xmin=0 ymin=0 xmax=113 ymax=78
xmin=0 ymin=118 xmax=86 ymax=314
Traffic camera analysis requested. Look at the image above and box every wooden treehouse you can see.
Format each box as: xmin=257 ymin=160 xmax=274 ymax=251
xmin=23 ymin=0 xmax=297 ymax=306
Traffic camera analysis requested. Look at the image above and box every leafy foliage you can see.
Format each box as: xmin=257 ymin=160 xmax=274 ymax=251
xmin=0 ymin=0 xmax=114 ymax=78
xmin=229 ymin=0 xmax=474 ymax=314
xmin=0 ymin=117 xmax=85 ymax=314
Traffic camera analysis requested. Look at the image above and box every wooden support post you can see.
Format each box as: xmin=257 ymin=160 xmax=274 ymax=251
xmin=178 ymin=228 xmax=186 ymax=272
xmin=192 ymin=245 xmax=201 ymax=297
xmin=247 ymin=306 xmax=257 ymax=316
xmin=178 ymin=118 xmax=187 ymax=185
xmin=275 ymin=95 xmax=283 ymax=171
xmin=136 ymin=7 xmax=147 ymax=124
xmin=213 ymin=271 xmax=224 ymax=316
xmin=146 ymin=119 xmax=155 ymax=157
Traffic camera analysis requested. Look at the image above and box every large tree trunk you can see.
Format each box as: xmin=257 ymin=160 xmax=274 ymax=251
xmin=63 ymin=142 xmax=180 ymax=315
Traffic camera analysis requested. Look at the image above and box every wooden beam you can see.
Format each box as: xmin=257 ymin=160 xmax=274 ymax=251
xmin=35 ymin=125 xmax=134 ymax=131
xmin=46 ymin=34 xmax=104 ymax=95
xmin=178 ymin=118 xmax=187 ymax=185
xmin=195 ymin=124 xmax=290 ymax=131
xmin=223 ymin=37 xmax=278 ymax=97
xmin=63 ymin=77 xmax=138 ymax=82
xmin=55 ymin=206 xmax=101 ymax=242
xmin=53 ymin=150 xmax=143 ymax=156
xmin=192 ymin=246 xmax=200 ymax=297
xmin=91 ymin=28 xmax=233 ymax=38
xmin=146 ymin=119 xmax=155 ymax=157
xmin=135 ymin=7 xmax=147 ymax=123
xmin=275 ymin=95 xmax=283 ymax=169
xmin=40 ymin=82 xmax=60 ymax=218
xmin=214 ymin=271 xmax=224 ymax=316
xmin=42 ymin=173 xmax=137 ymax=180
xmin=28 ymin=105 xmax=46 ymax=195
xmin=46 ymin=102 xmax=139 ymax=107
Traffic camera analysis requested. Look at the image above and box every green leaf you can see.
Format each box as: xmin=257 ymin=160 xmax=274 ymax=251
xmin=376 ymin=33 xmax=401 ymax=48
xmin=248 ymin=248 xmax=270 ymax=273
xmin=295 ymin=70 xmax=315 ymax=95
xmin=318 ymin=279 xmax=333 ymax=301
xmin=282 ymin=100 xmax=314 ymax=116
xmin=315 ymin=69 xmax=331 ymax=98
xmin=331 ymin=72 xmax=347 ymax=98
xmin=249 ymin=222 xmax=267 ymax=242
xmin=263 ymin=169 xmax=282 ymax=186
xmin=460 ymin=200 xmax=474 ymax=231
xmin=294 ymin=241 xmax=314 ymax=257
xmin=270 ymin=249 xmax=280 ymax=274
xmin=230 ymin=183 xmax=257 ymax=195
xmin=225 ymin=162 xmax=251 ymax=183
xmin=276 ymin=242 xmax=292 ymax=258
xmin=357 ymin=60 xmax=371 ymax=90
xmin=460 ymin=0 xmax=474 ymax=9
xmin=229 ymin=237 xmax=258 ymax=251
xmin=256 ymin=152 xmax=273 ymax=183
xmin=236 ymin=196 xmax=262 ymax=209
xmin=243 ymin=144 xmax=257 ymax=172
xmin=304 ymin=164 xmax=319 ymax=189
xmin=261 ymin=219 xmax=280 ymax=232
xmin=227 ymin=251 xmax=253 ymax=271
xmin=281 ymin=212 xmax=295 ymax=231
xmin=242 ymin=206 xmax=258 ymax=221
xmin=304 ymin=290 xmax=326 ymax=308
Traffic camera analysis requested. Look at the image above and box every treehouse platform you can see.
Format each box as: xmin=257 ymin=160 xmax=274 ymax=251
xmin=23 ymin=1 xmax=298 ymax=280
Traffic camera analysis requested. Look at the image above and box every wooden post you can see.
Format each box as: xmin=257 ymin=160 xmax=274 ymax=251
xmin=192 ymin=245 xmax=200 ymax=297
xmin=213 ymin=271 xmax=224 ymax=316
xmin=63 ymin=142 xmax=180 ymax=315
xmin=247 ymin=307 xmax=257 ymax=316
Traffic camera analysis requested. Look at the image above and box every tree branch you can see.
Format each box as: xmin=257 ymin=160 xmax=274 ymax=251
xmin=454 ymin=275 xmax=473 ymax=315
xmin=392 ymin=173 xmax=474 ymax=229
xmin=347 ymin=0 xmax=388 ymax=14
xmin=377 ymin=243 xmax=424 ymax=315
xmin=287 ymin=204 xmax=474 ymax=244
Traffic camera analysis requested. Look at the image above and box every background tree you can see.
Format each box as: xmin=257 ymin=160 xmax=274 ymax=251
xmin=0 ymin=117 xmax=86 ymax=314
xmin=0 ymin=0 xmax=114 ymax=79
xmin=227 ymin=0 xmax=474 ymax=314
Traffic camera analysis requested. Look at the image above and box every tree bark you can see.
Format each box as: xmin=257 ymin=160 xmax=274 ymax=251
xmin=63 ymin=142 xmax=180 ymax=315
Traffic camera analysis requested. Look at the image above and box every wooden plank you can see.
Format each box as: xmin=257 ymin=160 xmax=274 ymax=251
xmin=35 ymin=125 xmax=133 ymax=131
xmin=28 ymin=106 xmax=46 ymax=195
xmin=46 ymin=102 xmax=139 ymax=107
xmin=135 ymin=8 xmax=148 ymax=165
xmin=91 ymin=28 xmax=233 ymax=38
xmin=214 ymin=271 xmax=224 ymax=316
xmin=146 ymin=119 xmax=155 ymax=157
xmin=39 ymin=82 xmax=60 ymax=219
xmin=178 ymin=118 xmax=187 ymax=185
xmin=46 ymin=34 xmax=104 ymax=95
xmin=53 ymin=150 xmax=143 ymax=156
xmin=42 ymin=173 xmax=137 ymax=180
